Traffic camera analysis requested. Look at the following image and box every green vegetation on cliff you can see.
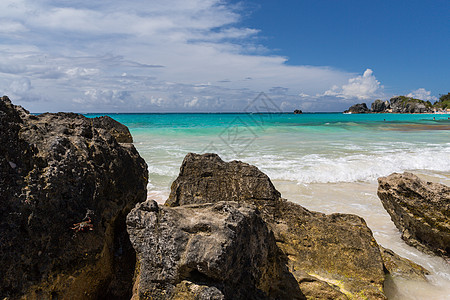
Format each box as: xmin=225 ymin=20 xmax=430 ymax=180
xmin=395 ymin=96 xmax=432 ymax=108
xmin=435 ymin=92 xmax=450 ymax=109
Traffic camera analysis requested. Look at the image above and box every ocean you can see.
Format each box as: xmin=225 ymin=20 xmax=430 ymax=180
xmin=87 ymin=112 xmax=450 ymax=299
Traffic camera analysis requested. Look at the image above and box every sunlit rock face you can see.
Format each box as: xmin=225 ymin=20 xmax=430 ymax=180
xmin=378 ymin=172 xmax=450 ymax=258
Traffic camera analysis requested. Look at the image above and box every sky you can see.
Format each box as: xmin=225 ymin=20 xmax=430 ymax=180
xmin=0 ymin=0 xmax=448 ymax=112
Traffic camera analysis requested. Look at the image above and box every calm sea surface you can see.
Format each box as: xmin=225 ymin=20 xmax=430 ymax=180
xmin=86 ymin=112 xmax=450 ymax=299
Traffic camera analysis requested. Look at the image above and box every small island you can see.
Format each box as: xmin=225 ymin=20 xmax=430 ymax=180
xmin=344 ymin=93 xmax=450 ymax=114
xmin=294 ymin=109 xmax=303 ymax=114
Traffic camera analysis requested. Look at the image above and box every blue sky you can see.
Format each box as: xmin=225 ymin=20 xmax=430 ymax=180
xmin=240 ymin=0 xmax=450 ymax=94
xmin=0 ymin=0 xmax=448 ymax=112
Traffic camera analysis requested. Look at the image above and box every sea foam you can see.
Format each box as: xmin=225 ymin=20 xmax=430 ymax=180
xmin=249 ymin=146 xmax=450 ymax=184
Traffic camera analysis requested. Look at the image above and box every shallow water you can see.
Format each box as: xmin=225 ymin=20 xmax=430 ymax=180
xmin=87 ymin=112 xmax=450 ymax=299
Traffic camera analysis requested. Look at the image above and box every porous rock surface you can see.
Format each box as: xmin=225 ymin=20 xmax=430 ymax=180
xmin=378 ymin=172 xmax=450 ymax=258
xmin=165 ymin=153 xmax=387 ymax=299
xmin=166 ymin=153 xmax=281 ymax=207
xmin=126 ymin=200 xmax=302 ymax=300
xmin=0 ymin=96 xmax=148 ymax=299
xmin=379 ymin=246 xmax=430 ymax=281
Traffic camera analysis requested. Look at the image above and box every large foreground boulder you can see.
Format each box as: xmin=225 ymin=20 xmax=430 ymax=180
xmin=126 ymin=200 xmax=302 ymax=299
xmin=165 ymin=153 xmax=386 ymax=299
xmin=377 ymin=172 xmax=450 ymax=258
xmin=0 ymin=96 xmax=148 ymax=298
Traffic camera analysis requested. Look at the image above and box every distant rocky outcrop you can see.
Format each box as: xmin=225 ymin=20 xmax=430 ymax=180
xmin=163 ymin=153 xmax=386 ymax=299
xmin=377 ymin=172 xmax=450 ymax=258
xmin=0 ymin=96 xmax=148 ymax=299
xmin=371 ymin=99 xmax=390 ymax=113
xmin=294 ymin=109 xmax=303 ymax=114
xmin=389 ymin=96 xmax=432 ymax=113
xmin=345 ymin=96 xmax=434 ymax=114
xmin=344 ymin=103 xmax=370 ymax=114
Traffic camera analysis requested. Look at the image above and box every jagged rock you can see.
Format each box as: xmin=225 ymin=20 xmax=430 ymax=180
xmin=371 ymin=99 xmax=389 ymax=112
xmin=389 ymin=96 xmax=432 ymax=113
xmin=166 ymin=153 xmax=387 ymax=299
xmin=166 ymin=153 xmax=281 ymax=207
xmin=294 ymin=109 xmax=303 ymax=114
xmin=377 ymin=172 xmax=450 ymax=258
xmin=344 ymin=103 xmax=370 ymax=114
xmin=126 ymin=200 xmax=303 ymax=300
xmin=379 ymin=246 xmax=430 ymax=281
xmin=0 ymin=96 xmax=148 ymax=299
xmin=91 ymin=115 xmax=133 ymax=143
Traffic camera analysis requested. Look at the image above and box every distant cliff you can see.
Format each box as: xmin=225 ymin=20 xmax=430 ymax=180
xmin=344 ymin=93 xmax=450 ymax=114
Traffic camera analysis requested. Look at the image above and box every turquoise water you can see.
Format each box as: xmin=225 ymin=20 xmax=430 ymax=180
xmin=86 ymin=112 xmax=450 ymax=191
xmin=86 ymin=112 xmax=450 ymax=299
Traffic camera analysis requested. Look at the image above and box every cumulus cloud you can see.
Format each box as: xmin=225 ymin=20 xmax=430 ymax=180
xmin=406 ymin=88 xmax=437 ymax=101
xmin=323 ymin=69 xmax=383 ymax=100
xmin=0 ymin=0 xmax=369 ymax=112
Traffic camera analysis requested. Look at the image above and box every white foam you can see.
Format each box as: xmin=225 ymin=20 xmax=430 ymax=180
xmin=252 ymin=146 xmax=450 ymax=184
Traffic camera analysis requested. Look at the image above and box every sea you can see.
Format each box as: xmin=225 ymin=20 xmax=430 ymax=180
xmin=86 ymin=112 xmax=450 ymax=299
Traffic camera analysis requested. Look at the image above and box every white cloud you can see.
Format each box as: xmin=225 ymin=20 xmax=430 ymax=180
xmin=324 ymin=69 xmax=383 ymax=100
xmin=9 ymin=77 xmax=31 ymax=93
xmin=406 ymin=88 xmax=437 ymax=101
xmin=0 ymin=21 xmax=27 ymax=33
xmin=184 ymin=97 xmax=200 ymax=108
xmin=0 ymin=0 xmax=365 ymax=112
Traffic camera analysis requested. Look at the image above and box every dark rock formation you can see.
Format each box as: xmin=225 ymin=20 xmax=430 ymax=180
xmin=378 ymin=172 xmax=450 ymax=258
xmin=166 ymin=153 xmax=281 ymax=207
xmin=294 ymin=109 xmax=303 ymax=114
xmin=91 ymin=115 xmax=133 ymax=143
xmin=344 ymin=103 xmax=370 ymax=114
xmin=371 ymin=99 xmax=390 ymax=113
xmin=126 ymin=200 xmax=303 ymax=300
xmin=389 ymin=96 xmax=432 ymax=113
xmin=165 ymin=153 xmax=387 ymax=299
xmin=346 ymin=96 xmax=434 ymax=113
xmin=0 ymin=96 xmax=148 ymax=299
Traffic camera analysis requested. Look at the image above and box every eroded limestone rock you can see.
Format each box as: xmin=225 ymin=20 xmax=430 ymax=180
xmin=377 ymin=172 xmax=450 ymax=258
xmin=165 ymin=153 xmax=387 ymax=299
xmin=126 ymin=200 xmax=302 ymax=299
xmin=379 ymin=246 xmax=430 ymax=281
xmin=0 ymin=96 xmax=148 ymax=299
